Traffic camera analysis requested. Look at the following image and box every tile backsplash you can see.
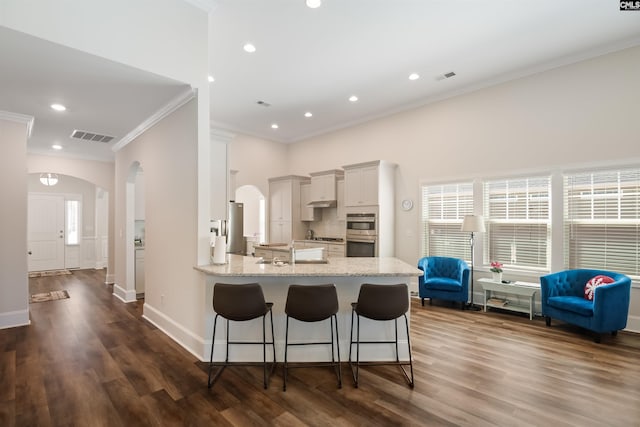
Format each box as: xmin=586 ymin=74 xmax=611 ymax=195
xmin=306 ymin=207 xmax=345 ymax=238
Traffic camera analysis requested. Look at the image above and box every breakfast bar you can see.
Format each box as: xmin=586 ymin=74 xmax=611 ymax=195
xmin=195 ymin=255 xmax=422 ymax=362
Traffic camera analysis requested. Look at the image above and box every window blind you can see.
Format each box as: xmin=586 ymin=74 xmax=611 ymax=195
xmin=421 ymin=182 xmax=473 ymax=261
xmin=564 ymin=168 xmax=640 ymax=278
xmin=483 ymin=176 xmax=550 ymax=270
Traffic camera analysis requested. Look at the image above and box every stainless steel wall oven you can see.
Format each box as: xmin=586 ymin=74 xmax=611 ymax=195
xmin=346 ymin=213 xmax=377 ymax=257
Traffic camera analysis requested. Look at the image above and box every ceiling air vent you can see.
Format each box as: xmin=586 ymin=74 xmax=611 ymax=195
xmin=70 ymin=129 xmax=115 ymax=143
xmin=435 ymin=71 xmax=457 ymax=81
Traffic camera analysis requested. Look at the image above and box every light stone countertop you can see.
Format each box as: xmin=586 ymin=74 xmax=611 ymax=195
xmin=195 ymin=254 xmax=422 ymax=277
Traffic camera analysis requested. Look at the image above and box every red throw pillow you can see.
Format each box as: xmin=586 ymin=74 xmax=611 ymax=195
xmin=584 ymin=275 xmax=615 ymax=301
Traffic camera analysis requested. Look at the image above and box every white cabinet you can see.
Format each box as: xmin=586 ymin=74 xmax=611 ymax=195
xmin=310 ymin=172 xmax=336 ymax=202
xmin=300 ymin=182 xmax=320 ymax=222
xmin=336 ymin=178 xmax=345 ymax=221
xmin=269 ymin=179 xmax=292 ymax=221
xmin=344 ymin=164 xmax=379 ymax=207
xmin=269 ymin=220 xmax=291 ymax=243
xmin=343 ymin=160 xmax=396 ymax=257
xmin=268 ymin=176 xmax=308 ymax=243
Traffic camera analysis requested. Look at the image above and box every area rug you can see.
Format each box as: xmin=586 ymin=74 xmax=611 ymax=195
xmin=28 ymin=269 xmax=72 ymax=278
xmin=30 ymin=290 xmax=70 ymax=303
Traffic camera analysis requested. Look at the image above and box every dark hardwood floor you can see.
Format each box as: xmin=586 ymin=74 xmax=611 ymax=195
xmin=1 ymin=269 xmax=640 ymax=426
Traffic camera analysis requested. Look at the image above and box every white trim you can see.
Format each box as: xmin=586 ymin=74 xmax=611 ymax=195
xmin=142 ymin=303 xmax=206 ymax=361
xmin=625 ymin=315 xmax=640 ymax=334
xmin=105 ymin=273 xmax=115 ymax=284
xmin=0 ymin=309 xmax=31 ymax=330
xmin=210 ymin=127 xmax=236 ymax=143
xmin=181 ymin=0 xmax=218 ymax=13
xmin=0 ymin=110 xmax=34 ymax=138
xmin=111 ymin=87 xmax=196 ymax=152
xmin=112 ymin=283 xmax=136 ymax=303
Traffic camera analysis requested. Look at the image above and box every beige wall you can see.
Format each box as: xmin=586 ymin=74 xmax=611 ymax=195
xmin=228 ymin=134 xmax=290 ymax=197
xmin=0 ymin=118 xmax=29 ymax=328
xmin=115 ymin=99 xmax=205 ymax=352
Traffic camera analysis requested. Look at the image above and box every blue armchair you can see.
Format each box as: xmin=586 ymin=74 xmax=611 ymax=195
xmin=540 ymin=269 xmax=631 ymax=342
xmin=418 ymin=257 xmax=470 ymax=309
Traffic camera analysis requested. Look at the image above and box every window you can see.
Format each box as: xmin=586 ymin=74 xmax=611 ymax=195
xmin=66 ymin=200 xmax=79 ymax=245
xmin=484 ymin=176 xmax=550 ymax=271
xmin=421 ymin=182 xmax=473 ymax=261
xmin=564 ymin=168 xmax=640 ymax=278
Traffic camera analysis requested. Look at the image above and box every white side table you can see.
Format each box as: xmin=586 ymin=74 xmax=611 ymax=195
xmin=478 ymin=278 xmax=540 ymax=320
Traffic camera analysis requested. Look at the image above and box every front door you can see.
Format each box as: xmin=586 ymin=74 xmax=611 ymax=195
xmin=28 ymin=194 xmax=65 ymax=271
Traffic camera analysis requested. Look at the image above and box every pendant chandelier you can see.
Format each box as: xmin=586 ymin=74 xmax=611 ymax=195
xmin=39 ymin=173 xmax=59 ymax=186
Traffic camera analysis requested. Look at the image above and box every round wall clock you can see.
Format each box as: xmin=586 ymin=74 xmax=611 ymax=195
xmin=401 ymin=199 xmax=414 ymax=211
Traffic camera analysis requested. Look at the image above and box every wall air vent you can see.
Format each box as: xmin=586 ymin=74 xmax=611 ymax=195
xmin=70 ymin=129 xmax=115 ymax=143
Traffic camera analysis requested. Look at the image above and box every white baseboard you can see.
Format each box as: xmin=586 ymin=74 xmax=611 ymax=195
xmin=625 ymin=315 xmax=640 ymax=333
xmin=142 ymin=303 xmax=207 ymax=361
xmin=0 ymin=309 xmax=31 ymax=330
xmin=112 ymin=284 xmax=136 ymax=303
xmin=105 ymin=273 xmax=115 ymax=284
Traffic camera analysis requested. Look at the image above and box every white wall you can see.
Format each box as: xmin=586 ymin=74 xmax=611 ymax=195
xmin=228 ymin=134 xmax=290 ymax=197
xmin=0 ymin=117 xmax=29 ymax=329
xmin=115 ymin=99 xmax=205 ymax=356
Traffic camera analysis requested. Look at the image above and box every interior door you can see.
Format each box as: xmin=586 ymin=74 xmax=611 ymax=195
xmin=28 ymin=194 xmax=65 ymax=271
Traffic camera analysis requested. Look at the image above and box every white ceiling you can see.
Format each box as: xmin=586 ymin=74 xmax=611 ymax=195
xmin=2 ymin=1 xmax=640 ymax=162
xmin=209 ymin=0 xmax=640 ymax=142
xmin=0 ymin=27 xmax=189 ymax=162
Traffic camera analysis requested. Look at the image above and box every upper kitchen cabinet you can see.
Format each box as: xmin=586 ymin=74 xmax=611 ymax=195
xmin=309 ymin=169 xmax=344 ymax=207
xmin=300 ymin=182 xmax=321 ymax=222
xmin=269 ymin=175 xmax=308 ymax=243
xmin=343 ymin=160 xmax=395 ymax=208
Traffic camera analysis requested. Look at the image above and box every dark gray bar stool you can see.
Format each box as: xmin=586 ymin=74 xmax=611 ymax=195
xmin=283 ymin=284 xmax=342 ymax=391
xmin=208 ymin=283 xmax=276 ymax=389
xmin=349 ymin=283 xmax=414 ymax=388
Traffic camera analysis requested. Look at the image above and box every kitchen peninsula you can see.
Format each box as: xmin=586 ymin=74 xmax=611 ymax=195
xmin=195 ymin=255 xmax=421 ymax=362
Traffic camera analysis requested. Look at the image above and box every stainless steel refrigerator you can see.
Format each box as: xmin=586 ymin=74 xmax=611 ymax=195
xmin=226 ymin=201 xmax=245 ymax=254
xmin=211 ymin=202 xmax=245 ymax=255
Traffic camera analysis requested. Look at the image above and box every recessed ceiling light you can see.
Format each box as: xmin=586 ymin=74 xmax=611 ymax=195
xmin=271 ymin=123 xmax=279 ymax=129
xmin=50 ymin=103 xmax=66 ymax=111
xmin=306 ymin=0 xmax=322 ymax=8
xmin=349 ymin=95 xmax=358 ymax=102
xmin=52 ymin=144 xmax=62 ymax=150
xmin=243 ymin=43 xmax=256 ymax=53
xmin=409 ymin=73 xmax=420 ymax=81
xmin=208 ymin=75 xmax=215 ymax=83
xmin=304 ymin=112 xmax=313 ymax=118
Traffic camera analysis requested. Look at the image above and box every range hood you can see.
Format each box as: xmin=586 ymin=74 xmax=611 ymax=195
xmin=307 ymin=199 xmax=337 ymax=208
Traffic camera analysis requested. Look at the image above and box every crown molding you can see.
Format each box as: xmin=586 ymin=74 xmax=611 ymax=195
xmin=0 ymin=110 xmax=34 ymax=138
xmin=112 ymin=87 xmax=196 ymax=153
xmin=210 ymin=127 xmax=235 ymax=144
xmin=181 ymin=0 xmax=219 ymax=13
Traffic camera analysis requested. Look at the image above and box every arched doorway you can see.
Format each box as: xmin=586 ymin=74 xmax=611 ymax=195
xmin=125 ymin=162 xmax=145 ymax=301
xmin=27 ymin=172 xmax=109 ymax=272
